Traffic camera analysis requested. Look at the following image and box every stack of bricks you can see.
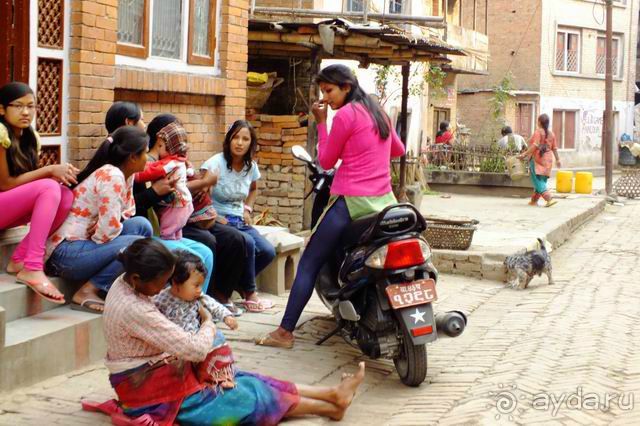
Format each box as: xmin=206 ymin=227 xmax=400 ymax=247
xmin=250 ymin=114 xmax=308 ymax=233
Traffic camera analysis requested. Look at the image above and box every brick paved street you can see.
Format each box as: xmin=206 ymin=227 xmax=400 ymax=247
xmin=1 ymin=201 xmax=639 ymax=425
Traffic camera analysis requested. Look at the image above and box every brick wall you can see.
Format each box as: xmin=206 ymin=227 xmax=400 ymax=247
xmin=249 ymin=114 xmax=307 ymax=232
xmin=66 ymin=0 xmax=249 ymax=167
xmin=67 ymin=0 xmax=118 ymax=165
xmin=114 ymin=89 xmax=224 ymax=165
xmin=458 ymin=0 xmax=542 ymax=92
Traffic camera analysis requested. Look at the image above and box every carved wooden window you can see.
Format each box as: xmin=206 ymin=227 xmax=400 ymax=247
xmin=117 ymin=0 xmax=149 ymax=58
xmin=39 ymin=145 xmax=61 ymax=167
xmin=36 ymin=58 xmax=63 ymax=136
xmin=38 ymin=0 xmax=64 ymax=49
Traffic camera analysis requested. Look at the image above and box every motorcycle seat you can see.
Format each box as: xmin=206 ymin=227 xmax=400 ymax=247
xmin=341 ymin=213 xmax=379 ymax=248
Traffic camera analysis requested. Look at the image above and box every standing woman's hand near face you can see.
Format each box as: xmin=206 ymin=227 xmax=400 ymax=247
xmin=311 ymin=101 xmax=328 ymax=124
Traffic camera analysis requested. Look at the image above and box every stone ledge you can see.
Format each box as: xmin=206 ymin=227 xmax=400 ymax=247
xmin=426 ymin=170 xmax=533 ymax=188
xmin=115 ymin=66 xmax=227 ymax=96
xmin=429 ymin=199 xmax=606 ymax=282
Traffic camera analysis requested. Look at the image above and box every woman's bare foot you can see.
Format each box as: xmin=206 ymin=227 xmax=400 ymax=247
xmin=270 ymin=327 xmax=294 ymax=344
xmin=6 ymin=260 xmax=24 ymax=274
xmin=16 ymin=269 xmax=65 ymax=302
xmin=220 ymin=380 xmax=235 ymax=389
xmin=334 ymin=362 xmax=366 ymax=410
xmin=72 ymin=282 xmax=105 ymax=313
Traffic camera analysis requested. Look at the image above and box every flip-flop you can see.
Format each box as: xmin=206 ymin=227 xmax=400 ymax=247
xmin=239 ymin=299 xmax=274 ymax=313
xmin=223 ymin=303 xmax=244 ymax=317
xmin=81 ymin=399 xmax=122 ymax=416
xmin=545 ymin=200 xmax=558 ymax=208
xmin=254 ymin=334 xmax=294 ymax=349
xmin=70 ymin=298 xmax=104 ymax=314
xmin=16 ymin=278 xmax=65 ymax=304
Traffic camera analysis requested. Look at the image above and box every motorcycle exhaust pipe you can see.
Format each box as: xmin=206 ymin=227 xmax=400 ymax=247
xmin=435 ymin=311 xmax=467 ymax=338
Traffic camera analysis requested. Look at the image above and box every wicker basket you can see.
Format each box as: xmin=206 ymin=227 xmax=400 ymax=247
xmin=619 ymin=146 xmax=639 ymax=167
xmin=246 ymin=73 xmax=284 ymax=110
xmin=423 ymin=217 xmax=479 ymax=251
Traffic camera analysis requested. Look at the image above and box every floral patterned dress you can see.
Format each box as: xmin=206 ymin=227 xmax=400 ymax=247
xmin=45 ymin=164 xmax=135 ymax=260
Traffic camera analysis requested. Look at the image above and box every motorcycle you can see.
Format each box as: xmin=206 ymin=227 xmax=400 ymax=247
xmin=291 ymin=145 xmax=467 ymax=387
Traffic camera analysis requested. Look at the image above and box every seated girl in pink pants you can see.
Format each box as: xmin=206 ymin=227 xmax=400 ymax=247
xmin=0 ymin=82 xmax=78 ymax=303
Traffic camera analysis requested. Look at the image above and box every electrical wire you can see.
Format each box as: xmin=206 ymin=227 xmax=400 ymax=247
xmin=593 ymin=0 xmax=605 ymax=25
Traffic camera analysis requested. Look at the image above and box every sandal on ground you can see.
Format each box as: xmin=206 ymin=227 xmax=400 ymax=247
xmin=239 ymin=298 xmax=274 ymax=313
xmin=81 ymin=399 xmax=122 ymax=416
xmin=544 ymin=200 xmax=558 ymax=208
xmin=70 ymin=298 xmax=105 ymax=314
xmin=16 ymin=277 xmax=65 ymax=304
xmin=223 ymin=303 xmax=245 ymax=317
xmin=254 ymin=333 xmax=294 ymax=349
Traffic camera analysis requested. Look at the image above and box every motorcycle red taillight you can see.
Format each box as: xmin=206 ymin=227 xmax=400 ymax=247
xmin=365 ymin=238 xmax=431 ymax=270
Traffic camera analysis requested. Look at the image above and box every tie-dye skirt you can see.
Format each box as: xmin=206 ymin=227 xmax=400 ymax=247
xmin=121 ymin=370 xmax=299 ymax=426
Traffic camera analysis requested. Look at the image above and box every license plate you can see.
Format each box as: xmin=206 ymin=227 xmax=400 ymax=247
xmin=385 ymin=279 xmax=437 ymax=309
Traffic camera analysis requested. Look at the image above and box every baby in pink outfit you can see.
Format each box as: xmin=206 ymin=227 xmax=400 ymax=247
xmin=135 ymin=122 xmax=193 ymax=239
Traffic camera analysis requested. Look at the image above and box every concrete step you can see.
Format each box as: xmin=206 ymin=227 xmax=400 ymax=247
xmin=0 ymin=226 xmax=28 ymax=271
xmin=0 ymin=274 xmax=78 ymax=323
xmin=0 ymin=305 xmax=105 ymax=392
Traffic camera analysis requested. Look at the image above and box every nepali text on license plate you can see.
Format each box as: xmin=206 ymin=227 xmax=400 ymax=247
xmin=385 ymin=279 xmax=437 ymax=309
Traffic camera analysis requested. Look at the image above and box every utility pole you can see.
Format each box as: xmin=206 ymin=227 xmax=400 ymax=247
xmin=604 ymin=0 xmax=613 ymax=195
xmin=397 ymin=63 xmax=410 ymax=203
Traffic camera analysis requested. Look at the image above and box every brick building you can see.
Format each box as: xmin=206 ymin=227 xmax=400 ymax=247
xmin=1 ymin=0 xmax=250 ymax=168
xmin=457 ymin=0 xmax=639 ymax=168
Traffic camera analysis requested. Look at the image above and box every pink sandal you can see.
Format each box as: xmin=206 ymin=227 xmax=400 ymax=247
xmin=16 ymin=277 xmax=65 ymax=304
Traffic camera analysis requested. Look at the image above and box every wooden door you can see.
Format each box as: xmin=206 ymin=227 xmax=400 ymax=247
xmin=0 ymin=0 xmax=30 ymax=84
xmin=515 ymin=103 xmax=534 ymax=139
xmin=433 ymin=108 xmax=450 ymax=140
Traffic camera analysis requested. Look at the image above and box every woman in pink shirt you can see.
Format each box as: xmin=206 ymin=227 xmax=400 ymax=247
xmin=257 ymin=64 xmax=405 ymax=349
xmin=518 ymin=114 xmax=562 ymax=207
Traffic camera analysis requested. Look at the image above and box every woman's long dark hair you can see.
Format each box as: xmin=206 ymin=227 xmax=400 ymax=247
xmin=436 ymin=121 xmax=449 ymax=138
xmin=118 ymin=238 xmax=177 ymax=283
xmin=105 ymin=101 xmax=142 ymax=134
xmin=223 ymin=120 xmax=257 ymax=175
xmin=538 ymin=114 xmax=550 ymax=140
xmin=315 ymin=64 xmax=390 ymax=140
xmin=75 ymin=126 xmax=149 ymax=186
xmin=0 ymin=82 xmax=39 ymax=176
xmin=147 ymin=113 xmax=179 ymax=149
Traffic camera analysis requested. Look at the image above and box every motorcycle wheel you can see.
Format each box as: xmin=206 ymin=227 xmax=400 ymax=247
xmin=394 ymin=328 xmax=427 ymax=387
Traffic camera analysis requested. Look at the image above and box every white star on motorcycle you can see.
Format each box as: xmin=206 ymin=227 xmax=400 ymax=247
xmin=410 ymin=308 xmax=426 ymax=324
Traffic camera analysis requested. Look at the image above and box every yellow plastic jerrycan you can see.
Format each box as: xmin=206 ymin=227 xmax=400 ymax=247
xmin=575 ymin=172 xmax=593 ymax=194
xmin=556 ymin=170 xmax=573 ymax=193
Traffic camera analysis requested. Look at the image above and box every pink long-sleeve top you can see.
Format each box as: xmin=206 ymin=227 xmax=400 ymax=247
xmin=318 ymin=102 xmax=405 ymax=197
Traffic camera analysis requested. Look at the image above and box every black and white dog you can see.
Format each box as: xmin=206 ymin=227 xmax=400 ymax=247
xmin=504 ymin=238 xmax=554 ymax=289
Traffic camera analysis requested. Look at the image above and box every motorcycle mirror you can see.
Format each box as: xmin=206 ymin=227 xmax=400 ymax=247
xmin=291 ymin=145 xmax=313 ymax=163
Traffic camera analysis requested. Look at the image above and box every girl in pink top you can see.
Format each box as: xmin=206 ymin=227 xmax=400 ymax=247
xmin=519 ymin=114 xmax=562 ymax=207
xmin=0 ymin=82 xmax=78 ymax=304
xmin=257 ymin=64 xmax=405 ymax=349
